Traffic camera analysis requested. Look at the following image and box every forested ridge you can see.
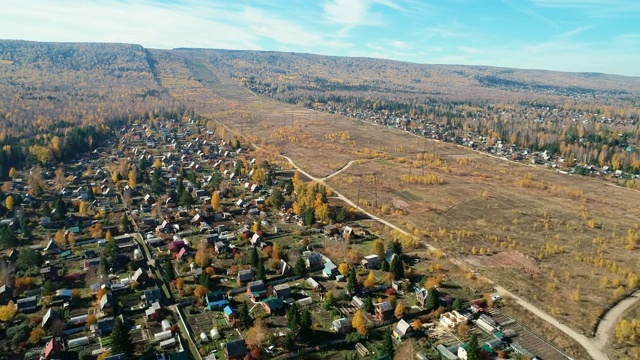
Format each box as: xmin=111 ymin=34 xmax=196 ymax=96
xmin=1 ymin=41 xmax=640 ymax=180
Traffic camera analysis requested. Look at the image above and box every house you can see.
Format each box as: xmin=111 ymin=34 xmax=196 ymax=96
xmin=206 ymin=291 xmax=229 ymax=311
xmin=262 ymin=297 xmax=284 ymax=315
xmin=0 ymin=285 xmax=13 ymax=304
xmin=305 ymin=252 xmax=322 ymax=269
xmin=392 ymin=279 xmax=408 ymax=292
xmin=332 ymin=318 xmax=352 ymax=333
xmin=145 ymin=302 xmax=162 ymax=319
xmin=323 ymin=224 xmax=338 ymax=236
xmin=40 ymin=265 xmax=58 ymax=280
xmin=322 ymin=262 xmax=338 ymax=279
xmin=132 ymin=268 xmax=149 ymax=284
xmin=361 ymin=255 xmax=379 ymax=269
xmin=91 ymin=316 xmax=115 ymax=335
xmin=44 ymin=239 xmax=61 ymax=255
xmin=16 ymin=296 xmax=38 ymax=312
xmin=237 ymin=269 xmax=254 ymax=283
xmin=273 ymin=283 xmax=291 ymax=299
xmin=440 ymin=311 xmax=467 ymax=329
xmin=384 ymin=250 xmax=398 ymax=264
xmin=43 ymin=338 xmax=62 ymax=359
xmin=100 ymin=293 xmax=113 ymax=314
xmin=223 ymin=305 xmax=236 ymax=323
xmin=250 ymin=233 xmax=262 ymax=245
xmin=374 ymin=302 xmax=393 ymax=321
xmin=104 ymin=354 xmax=128 ymax=360
xmin=415 ymin=288 xmax=427 ymax=308
xmin=224 ymin=339 xmax=247 ymax=360
xmin=42 ymin=308 xmax=59 ymax=329
xmin=143 ymin=287 xmax=163 ymax=306
xmin=393 ymin=319 xmax=413 ymax=340
xmin=246 ymin=280 xmax=267 ymax=302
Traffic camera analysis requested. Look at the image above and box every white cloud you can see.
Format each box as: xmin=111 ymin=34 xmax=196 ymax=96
xmin=321 ymin=0 xmax=402 ymax=34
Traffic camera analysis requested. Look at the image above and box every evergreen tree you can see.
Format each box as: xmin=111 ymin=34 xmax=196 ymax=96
xmin=347 ymin=267 xmax=358 ymax=294
xmin=256 ymin=256 xmax=266 ymax=282
xmin=300 ymin=308 xmax=312 ymax=336
xmin=270 ymin=188 xmax=285 ymax=209
xmin=179 ymin=191 xmax=194 ymax=207
xmin=162 ymin=259 xmax=175 ymax=281
xmin=41 ymin=202 xmax=52 ymax=217
xmin=250 ymin=246 xmax=259 ymax=268
xmin=363 ymin=297 xmax=374 ymax=313
xmin=283 ymin=331 xmax=295 ymax=350
xmin=381 ymin=259 xmax=390 ymax=272
xmin=199 ymin=271 xmax=209 ymax=289
xmin=380 ymin=326 xmax=394 ymax=358
xmin=452 ymin=298 xmax=462 ymax=311
xmin=391 ymin=240 xmax=403 ymax=256
xmin=294 ymin=256 xmax=307 ymax=278
xmin=303 ymin=207 xmax=315 ymax=226
xmin=150 ymin=170 xmax=164 ymax=195
xmin=390 ymin=257 xmax=404 ymax=279
xmin=119 ymin=213 xmax=132 ymax=233
xmin=466 ymin=333 xmax=480 ymax=360
xmin=239 ymin=301 xmax=252 ymax=329
xmin=286 ymin=302 xmax=300 ymax=333
xmin=284 ymin=180 xmax=293 ymax=196
xmin=53 ymin=197 xmax=67 ymax=220
xmin=110 ymin=317 xmax=132 ymax=356
xmin=425 ymin=287 xmax=440 ymax=311
xmin=0 ymin=226 xmax=18 ymax=248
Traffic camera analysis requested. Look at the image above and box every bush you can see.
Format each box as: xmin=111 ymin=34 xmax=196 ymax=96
xmin=345 ymin=332 xmax=366 ymax=345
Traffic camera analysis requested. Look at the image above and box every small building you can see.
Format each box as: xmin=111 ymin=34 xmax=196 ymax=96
xmin=415 ymin=288 xmax=427 ymax=308
xmin=40 ymin=265 xmax=58 ymax=281
xmin=332 ymin=317 xmax=352 ymax=333
xmin=247 ymin=280 xmax=267 ymax=302
xmin=374 ymin=301 xmax=393 ymax=321
xmin=393 ymin=319 xmax=413 ymax=340
xmin=223 ymin=305 xmax=236 ymax=323
xmin=143 ymin=287 xmax=163 ymax=306
xmin=273 ymin=283 xmax=291 ymax=299
xmin=262 ymin=297 xmax=284 ymax=315
xmin=440 ymin=311 xmax=467 ymax=329
xmin=305 ymin=253 xmax=323 ymax=269
xmin=100 ymin=293 xmax=113 ymax=315
xmin=457 ymin=342 xmax=494 ymax=360
xmin=225 ymin=339 xmax=247 ymax=360
xmin=206 ymin=291 xmax=229 ymax=311
xmin=323 ymin=224 xmax=338 ymax=236
xmin=43 ymin=338 xmax=62 ymax=359
xmin=42 ymin=308 xmax=59 ymax=329
xmin=16 ymin=296 xmax=38 ymax=313
xmin=352 ymin=296 xmax=364 ymax=309
xmin=361 ymin=255 xmax=379 ymax=269
xmin=306 ymin=277 xmax=321 ymax=291
xmin=237 ymin=269 xmax=254 ymax=283
xmin=322 ymin=262 xmax=338 ymax=279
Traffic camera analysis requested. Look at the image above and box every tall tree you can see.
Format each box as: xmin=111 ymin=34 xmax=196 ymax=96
xmin=286 ymin=302 xmax=300 ymax=333
xmin=466 ymin=333 xmax=480 ymax=360
xmin=390 ymin=257 xmax=404 ymax=279
xmin=347 ymin=267 xmax=358 ymax=294
xmin=110 ymin=317 xmax=132 ymax=356
xmin=128 ymin=169 xmax=136 ymax=190
xmin=239 ymin=301 xmax=252 ymax=329
xmin=250 ymin=246 xmax=259 ymax=269
xmin=425 ymin=287 xmax=440 ymax=311
xmin=391 ymin=240 xmax=403 ymax=256
xmin=4 ymin=196 xmax=13 ymax=211
xmin=380 ymin=326 xmax=394 ymax=358
xmin=300 ymin=308 xmax=312 ymax=336
xmin=211 ymin=190 xmax=220 ymax=211
xmin=351 ymin=310 xmax=367 ymax=335
xmin=294 ymin=256 xmax=307 ymax=278
xmin=256 ymin=256 xmax=266 ymax=282
xmin=162 ymin=259 xmax=175 ymax=281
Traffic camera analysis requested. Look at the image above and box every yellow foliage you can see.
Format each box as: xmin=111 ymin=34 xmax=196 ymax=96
xmin=0 ymin=301 xmax=17 ymax=321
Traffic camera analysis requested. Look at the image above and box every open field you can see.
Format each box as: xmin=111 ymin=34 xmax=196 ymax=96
xmin=148 ymin=52 xmax=640 ymax=337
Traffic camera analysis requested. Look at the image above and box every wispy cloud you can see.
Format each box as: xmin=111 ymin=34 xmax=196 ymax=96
xmin=321 ymin=0 xmax=402 ymax=34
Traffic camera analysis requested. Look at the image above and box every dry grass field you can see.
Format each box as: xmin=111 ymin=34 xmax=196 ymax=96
xmin=151 ymin=51 xmax=640 ymax=335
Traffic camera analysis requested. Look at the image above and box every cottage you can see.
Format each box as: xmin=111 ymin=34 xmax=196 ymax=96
xmin=44 ymin=239 xmax=61 ymax=255
xmin=237 ymin=269 xmax=254 ymax=283
xmin=323 ymin=224 xmax=338 ymax=236
xmin=374 ymin=301 xmax=393 ymax=321
xmin=223 ymin=305 xmax=236 ymax=323
xmin=304 ymin=252 xmax=322 ymax=269
xmin=457 ymin=342 xmax=494 ymax=360
xmin=131 ymin=268 xmax=150 ymax=284
xmin=262 ymin=297 xmax=284 ymax=315
xmin=393 ymin=319 xmax=413 ymax=340
xmin=306 ymin=277 xmax=321 ymax=291
xmin=143 ymin=287 xmax=163 ymax=306
xmin=225 ymin=339 xmax=247 ymax=360
xmin=42 ymin=338 xmax=62 ymax=359
xmin=247 ymin=280 xmax=267 ymax=302
xmin=273 ymin=283 xmax=291 ymax=299
xmin=206 ymin=291 xmax=229 ymax=310
xmin=332 ymin=317 xmax=352 ymax=333
xmin=415 ymin=288 xmax=427 ymax=308
xmin=440 ymin=311 xmax=467 ymax=329
xmin=16 ymin=296 xmax=38 ymax=312
xmin=352 ymin=296 xmax=364 ymax=309
xmin=42 ymin=308 xmax=59 ymax=329
xmin=100 ymin=293 xmax=113 ymax=315
xmin=40 ymin=265 xmax=58 ymax=280
xmin=322 ymin=262 xmax=338 ymax=279
xmin=91 ymin=316 xmax=115 ymax=335
xmin=361 ymin=254 xmax=379 ymax=269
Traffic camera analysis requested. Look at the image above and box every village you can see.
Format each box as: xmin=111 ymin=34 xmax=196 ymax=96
xmin=0 ymin=117 xmax=575 ymax=360
xmin=310 ymin=102 xmax=640 ymax=182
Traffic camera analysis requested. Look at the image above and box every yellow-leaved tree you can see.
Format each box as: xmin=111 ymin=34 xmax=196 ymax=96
xmin=363 ymin=271 xmax=375 ymax=289
xmin=5 ymin=195 xmax=13 ymax=211
xmin=8 ymin=167 xmax=17 ymax=179
xmin=338 ymin=263 xmax=349 ymax=277
xmin=0 ymin=301 xmax=17 ymax=322
xmin=211 ymin=191 xmax=220 ymax=211
xmin=351 ymin=310 xmax=368 ymax=335
xmin=128 ymin=170 xmax=136 ymax=190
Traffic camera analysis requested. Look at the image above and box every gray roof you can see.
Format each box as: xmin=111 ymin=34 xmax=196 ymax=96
xmin=394 ymin=319 xmax=412 ymax=336
xmin=225 ymin=339 xmax=247 ymax=358
xmin=376 ymin=301 xmax=393 ymax=312
xmin=100 ymin=293 xmax=112 ymax=310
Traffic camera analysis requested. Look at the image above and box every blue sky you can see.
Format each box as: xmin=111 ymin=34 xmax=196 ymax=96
xmin=1 ymin=0 xmax=640 ymax=76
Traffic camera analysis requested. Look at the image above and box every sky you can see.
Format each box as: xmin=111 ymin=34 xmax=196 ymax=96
xmin=1 ymin=0 xmax=640 ymax=76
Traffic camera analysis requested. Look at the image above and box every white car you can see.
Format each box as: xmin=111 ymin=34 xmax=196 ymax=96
xmin=266 ymin=345 xmax=275 ymax=354
xmin=491 ymin=294 xmax=502 ymax=302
